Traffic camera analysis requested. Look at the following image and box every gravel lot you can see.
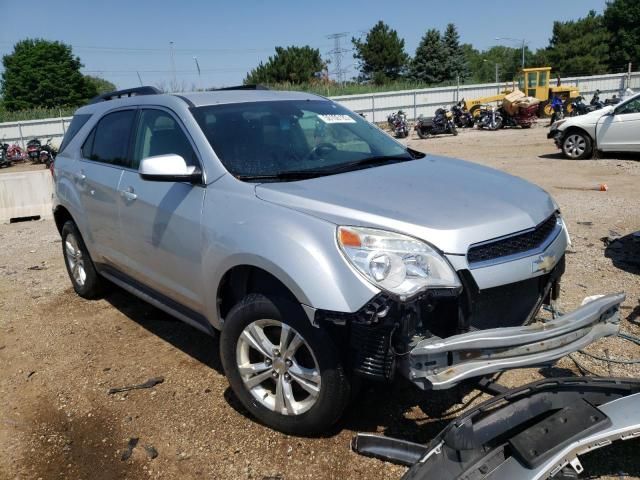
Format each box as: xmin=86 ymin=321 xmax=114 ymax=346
xmin=1 ymin=123 xmax=639 ymax=480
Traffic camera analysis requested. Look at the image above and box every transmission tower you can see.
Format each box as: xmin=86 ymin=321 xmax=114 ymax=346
xmin=327 ymin=32 xmax=349 ymax=84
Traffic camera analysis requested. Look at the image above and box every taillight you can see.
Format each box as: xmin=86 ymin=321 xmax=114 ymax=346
xmin=49 ymin=159 xmax=55 ymax=177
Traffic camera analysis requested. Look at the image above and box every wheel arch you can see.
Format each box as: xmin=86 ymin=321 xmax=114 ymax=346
xmin=53 ymin=205 xmax=74 ymax=234
xmin=216 ymin=264 xmax=303 ymax=326
xmin=562 ymin=125 xmax=594 ymax=143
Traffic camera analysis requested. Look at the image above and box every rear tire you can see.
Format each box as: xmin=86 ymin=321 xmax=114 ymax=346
xmin=220 ymin=294 xmax=351 ymax=435
xmin=562 ymin=131 xmax=593 ymax=160
xmin=61 ymin=221 xmax=104 ymax=299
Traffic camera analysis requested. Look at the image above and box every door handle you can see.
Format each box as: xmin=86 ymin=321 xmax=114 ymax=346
xmin=76 ymin=171 xmax=87 ymax=182
xmin=119 ymin=186 xmax=137 ymax=202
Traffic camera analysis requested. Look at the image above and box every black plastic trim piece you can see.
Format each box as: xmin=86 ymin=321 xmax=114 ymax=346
xmin=211 ymin=84 xmax=269 ymax=91
xmin=96 ymin=264 xmax=211 ymax=332
xmin=89 ymin=86 xmax=161 ymax=104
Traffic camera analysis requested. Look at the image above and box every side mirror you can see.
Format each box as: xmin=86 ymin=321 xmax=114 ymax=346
xmin=139 ymin=154 xmax=201 ymax=183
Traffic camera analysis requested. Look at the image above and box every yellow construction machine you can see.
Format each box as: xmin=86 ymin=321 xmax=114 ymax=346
xmin=462 ymin=67 xmax=580 ymax=117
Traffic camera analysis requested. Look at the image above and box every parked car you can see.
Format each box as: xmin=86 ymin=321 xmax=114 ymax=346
xmin=53 ymin=86 xmax=622 ymax=435
xmin=548 ymin=92 xmax=640 ymax=159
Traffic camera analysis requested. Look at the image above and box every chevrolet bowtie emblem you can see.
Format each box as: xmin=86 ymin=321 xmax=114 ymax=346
xmin=533 ymin=254 xmax=557 ymax=274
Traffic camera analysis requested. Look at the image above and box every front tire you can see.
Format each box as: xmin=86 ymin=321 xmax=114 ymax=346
xmin=562 ymin=131 xmax=593 ymax=160
xmin=61 ymin=221 xmax=104 ymax=298
xmin=220 ymin=294 xmax=350 ymax=435
xmin=416 ymin=127 xmax=428 ymax=139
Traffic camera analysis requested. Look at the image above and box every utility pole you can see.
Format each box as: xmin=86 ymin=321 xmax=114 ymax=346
xmin=327 ymin=32 xmax=349 ymax=85
xmin=495 ymin=37 xmax=526 ymax=70
xmin=169 ymin=41 xmax=177 ymax=89
xmin=193 ymin=56 xmax=202 ymax=91
xmin=628 ymin=62 xmax=633 ymax=90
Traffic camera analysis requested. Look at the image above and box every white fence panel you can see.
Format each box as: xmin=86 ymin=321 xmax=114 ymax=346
xmin=332 ymin=71 xmax=639 ymax=121
xmin=0 ymin=117 xmax=72 ymax=149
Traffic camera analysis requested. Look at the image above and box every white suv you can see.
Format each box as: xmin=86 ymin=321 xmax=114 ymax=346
xmin=548 ymin=92 xmax=640 ymax=159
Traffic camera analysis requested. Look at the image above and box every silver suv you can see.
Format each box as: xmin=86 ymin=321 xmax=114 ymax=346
xmin=53 ymin=86 xmax=623 ymax=435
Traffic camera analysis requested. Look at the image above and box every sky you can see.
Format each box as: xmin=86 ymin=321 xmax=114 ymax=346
xmin=1 ymin=0 xmax=607 ymax=90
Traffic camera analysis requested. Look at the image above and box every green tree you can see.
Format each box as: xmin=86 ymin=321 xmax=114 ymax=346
xmin=542 ymin=11 xmax=610 ymax=76
xmin=84 ymin=75 xmax=116 ymax=95
xmin=467 ymin=46 xmax=533 ymax=84
xmin=1 ymin=39 xmax=97 ymax=111
xmin=604 ymin=0 xmax=640 ymax=70
xmin=410 ymin=29 xmax=446 ymax=84
xmin=442 ymin=23 xmax=470 ymax=81
xmin=352 ymin=21 xmax=409 ymax=83
xmin=244 ymin=46 xmax=324 ymax=85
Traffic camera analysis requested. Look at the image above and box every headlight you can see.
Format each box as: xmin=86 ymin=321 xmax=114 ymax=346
xmin=337 ymin=226 xmax=461 ymax=300
xmin=553 ymin=120 xmax=566 ymax=129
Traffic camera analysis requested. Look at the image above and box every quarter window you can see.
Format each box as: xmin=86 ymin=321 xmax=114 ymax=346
xmin=132 ymin=109 xmax=197 ymax=170
xmin=83 ymin=110 xmax=135 ymax=166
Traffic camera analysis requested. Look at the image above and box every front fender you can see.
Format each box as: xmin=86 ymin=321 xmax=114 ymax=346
xmin=201 ymin=179 xmax=379 ymax=329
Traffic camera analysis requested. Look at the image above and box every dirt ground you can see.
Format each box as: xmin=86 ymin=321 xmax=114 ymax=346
xmin=1 ymin=123 xmax=639 ymax=480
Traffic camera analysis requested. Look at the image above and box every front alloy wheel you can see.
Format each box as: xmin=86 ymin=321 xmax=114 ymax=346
xmin=220 ymin=294 xmax=350 ymax=435
xmin=562 ymin=132 xmax=592 ymax=160
xmin=236 ymin=319 xmax=321 ymax=416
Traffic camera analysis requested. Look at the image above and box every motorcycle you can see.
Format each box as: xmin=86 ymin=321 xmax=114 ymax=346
xmin=0 ymin=143 xmax=10 ymax=168
xmin=569 ymin=96 xmax=597 ymax=116
xmin=590 ymin=90 xmax=605 ymax=110
xmin=476 ymin=105 xmax=503 ymax=130
xmin=6 ymin=143 xmax=25 ymax=163
xmin=38 ymin=138 xmax=57 ymax=168
xmin=451 ymin=101 xmax=473 ymax=128
xmin=387 ymin=110 xmax=410 ymax=138
xmin=414 ymin=107 xmax=458 ymax=138
xmin=26 ymin=138 xmax=42 ymax=162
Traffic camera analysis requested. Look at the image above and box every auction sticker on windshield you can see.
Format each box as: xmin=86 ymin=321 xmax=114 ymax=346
xmin=318 ymin=114 xmax=356 ymax=124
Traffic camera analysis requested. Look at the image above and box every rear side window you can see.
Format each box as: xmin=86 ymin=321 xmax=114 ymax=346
xmin=58 ymin=114 xmax=92 ymax=153
xmin=82 ymin=110 xmax=135 ymax=166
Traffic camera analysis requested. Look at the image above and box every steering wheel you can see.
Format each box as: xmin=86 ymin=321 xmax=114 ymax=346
xmin=306 ymin=142 xmax=337 ymax=161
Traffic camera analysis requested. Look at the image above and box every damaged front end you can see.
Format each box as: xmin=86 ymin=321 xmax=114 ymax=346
xmin=352 ymin=377 xmax=640 ymax=479
xmin=407 ymin=292 xmax=623 ymax=389
xmin=318 ymin=257 xmax=623 ymax=390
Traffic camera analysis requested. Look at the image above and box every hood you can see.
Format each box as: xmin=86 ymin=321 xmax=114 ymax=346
xmin=255 ymin=156 xmax=555 ymax=254
xmin=569 ymin=105 xmax=614 ymax=125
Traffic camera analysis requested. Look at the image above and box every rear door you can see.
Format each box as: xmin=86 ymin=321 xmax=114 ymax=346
xmin=77 ymin=109 xmax=135 ymax=266
xmin=117 ymin=107 xmax=205 ymax=313
xmin=596 ymin=97 xmax=640 ymax=152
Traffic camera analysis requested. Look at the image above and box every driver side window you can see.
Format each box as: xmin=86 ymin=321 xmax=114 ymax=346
xmin=132 ymin=109 xmax=197 ymax=170
xmin=616 ymin=99 xmax=640 ymax=115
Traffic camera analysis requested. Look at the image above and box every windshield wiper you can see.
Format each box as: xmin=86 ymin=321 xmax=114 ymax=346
xmin=317 ymin=155 xmax=415 ymax=174
xmin=235 ymin=170 xmax=331 ymax=182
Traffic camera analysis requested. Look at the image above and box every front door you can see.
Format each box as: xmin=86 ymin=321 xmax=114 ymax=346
xmin=117 ymin=108 xmax=205 ymax=313
xmin=596 ymin=96 xmax=640 ymax=152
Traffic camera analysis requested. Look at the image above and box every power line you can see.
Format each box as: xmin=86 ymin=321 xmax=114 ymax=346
xmin=327 ymin=32 xmax=349 ymax=85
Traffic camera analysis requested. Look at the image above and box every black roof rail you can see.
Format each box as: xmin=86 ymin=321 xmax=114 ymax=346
xmin=89 ymin=86 xmax=161 ymax=104
xmin=211 ymin=84 xmax=270 ymax=91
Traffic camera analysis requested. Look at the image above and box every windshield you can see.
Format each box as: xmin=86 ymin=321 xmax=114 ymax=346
xmin=191 ymin=100 xmax=412 ymax=180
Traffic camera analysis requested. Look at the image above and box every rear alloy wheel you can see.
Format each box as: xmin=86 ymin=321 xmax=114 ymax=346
xmin=220 ymin=294 xmax=350 ymax=435
xmin=562 ymin=132 xmax=592 ymax=160
xmin=61 ymin=221 xmax=104 ymax=298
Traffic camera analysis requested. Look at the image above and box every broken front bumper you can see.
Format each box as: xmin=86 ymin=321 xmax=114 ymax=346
xmin=404 ymin=293 xmax=624 ymax=390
